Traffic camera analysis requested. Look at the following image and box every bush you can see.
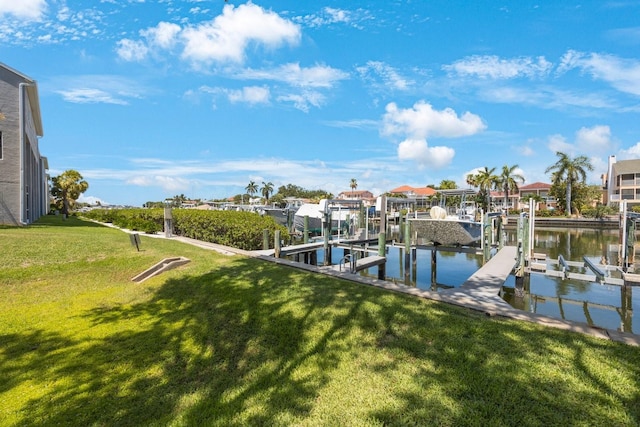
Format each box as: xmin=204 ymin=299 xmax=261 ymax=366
xmin=173 ymin=210 xmax=289 ymax=251
xmin=582 ymin=205 xmax=616 ymax=219
xmin=83 ymin=208 xmax=289 ymax=250
xmin=535 ymin=209 xmax=552 ymax=217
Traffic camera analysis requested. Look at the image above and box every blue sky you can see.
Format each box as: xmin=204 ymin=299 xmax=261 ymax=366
xmin=2 ymin=0 xmax=640 ymax=206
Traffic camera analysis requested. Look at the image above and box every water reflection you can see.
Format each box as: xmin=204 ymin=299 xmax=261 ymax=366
xmin=502 ymin=227 xmax=638 ymax=334
xmin=311 ymin=227 xmax=639 ymax=334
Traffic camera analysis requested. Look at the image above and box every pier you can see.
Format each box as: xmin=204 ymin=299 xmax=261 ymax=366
xmin=437 ymin=246 xmax=518 ymax=311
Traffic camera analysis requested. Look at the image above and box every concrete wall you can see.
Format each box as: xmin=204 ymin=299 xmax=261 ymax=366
xmin=0 ymin=67 xmax=22 ymax=225
xmin=0 ymin=65 xmax=47 ymax=225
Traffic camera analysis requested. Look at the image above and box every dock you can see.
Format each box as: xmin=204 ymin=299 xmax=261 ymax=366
xmin=526 ymin=255 xmax=628 ymax=286
xmin=326 ymin=254 xmax=386 ymax=274
xmin=438 ymin=246 xmax=518 ymax=309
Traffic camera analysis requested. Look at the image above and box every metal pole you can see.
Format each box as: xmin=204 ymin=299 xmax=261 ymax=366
xmin=621 ymin=201 xmax=627 ymax=271
xmin=529 ymin=198 xmax=535 ymax=260
xmin=378 ymin=232 xmax=386 ymax=280
xmin=404 ymin=221 xmax=411 ymax=275
xmin=274 ymin=230 xmax=281 ymax=258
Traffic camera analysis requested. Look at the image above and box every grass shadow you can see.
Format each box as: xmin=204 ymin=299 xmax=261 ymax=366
xmin=4 ymin=252 xmax=640 ymax=425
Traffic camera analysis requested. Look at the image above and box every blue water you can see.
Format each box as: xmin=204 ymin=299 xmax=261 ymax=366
xmin=308 ymin=236 xmax=640 ymax=335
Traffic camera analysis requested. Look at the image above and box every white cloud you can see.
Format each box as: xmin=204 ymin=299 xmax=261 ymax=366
xmin=397 ymin=139 xmax=455 ymax=169
xmin=238 ymin=63 xmax=349 ymax=88
xmin=228 ymin=86 xmax=270 ymax=105
xmin=51 ymin=75 xmax=147 ymax=105
xmin=444 ymin=55 xmax=553 ymax=79
xmin=55 ymin=88 xmax=129 ymax=105
xmin=189 ymin=63 xmax=346 ymax=111
xmin=0 ymin=0 xmax=46 ymax=20
xmin=558 ymin=50 xmax=640 ymax=96
xmin=295 ymin=6 xmax=371 ymax=30
xmin=141 ymin=21 xmax=181 ymax=49
xmin=547 ymin=125 xmax=614 ymax=157
xmin=381 ymin=101 xmax=484 ymax=169
xmin=517 ymin=145 xmax=535 ymax=156
xmin=575 ymin=125 xmax=612 ymax=153
xmin=356 ymin=61 xmax=413 ymax=91
xmin=115 ymin=4 xmax=301 ymax=67
xmin=618 ymin=142 xmax=640 ymax=159
xmin=127 ymin=175 xmax=192 ymax=192
xmin=277 ymin=91 xmax=326 ymax=112
xmin=116 ymin=39 xmax=149 ymax=62
xmin=78 ymin=195 xmax=109 ymax=206
xmin=194 ymin=83 xmax=324 ymax=111
xmin=324 ymin=7 xmax=350 ymax=24
xmin=547 ymin=134 xmax=575 ymax=154
xmin=300 ymin=7 xmax=351 ymax=28
xmin=381 ymin=101 xmax=486 ymax=139
xmin=180 ymin=3 xmax=300 ymax=65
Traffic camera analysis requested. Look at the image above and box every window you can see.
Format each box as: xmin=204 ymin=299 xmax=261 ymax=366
xmin=620 ymin=174 xmax=635 ymax=187
xmin=621 ymin=189 xmax=634 ymax=200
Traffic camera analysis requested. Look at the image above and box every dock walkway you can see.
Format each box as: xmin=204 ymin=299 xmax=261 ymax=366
xmin=438 ymin=246 xmax=518 ymax=310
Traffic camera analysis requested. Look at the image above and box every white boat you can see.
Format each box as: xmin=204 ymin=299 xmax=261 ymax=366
xmin=409 ymin=202 xmax=482 ymax=246
xmin=259 ymin=198 xmax=305 ymax=227
xmin=293 ymin=199 xmax=359 ymax=237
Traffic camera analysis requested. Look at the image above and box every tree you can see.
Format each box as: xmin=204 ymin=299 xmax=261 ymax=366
xmin=261 ymin=181 xmax=274 ymax=203
xmin=468 ymin=166 xmax=499 ymax=212
xmin=350 ymin=178 xmax=358 ymax=197
xmin=575 ymin=184 xmax=604 ymax=214
xmin=170 ymin=194 xmax=187 ymax=207
xmin=245 ymin=181 xmax=258 ymax=198
xmin=437 ymin=180 xmax=457 ymax=190
xmin=50 ymin=170 xmax=89 ymax=216
xmin=545 ymin=152 xmax=594 ymax=216
xmin=498 ymin=164 xmax=524 ymax=212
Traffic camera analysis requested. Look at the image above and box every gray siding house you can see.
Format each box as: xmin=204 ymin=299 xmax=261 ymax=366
xmin=0 ymin=62 xmax=48 ymax=225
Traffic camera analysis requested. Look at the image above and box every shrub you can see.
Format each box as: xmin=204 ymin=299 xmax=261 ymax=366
xmin=582 ymin=205 xmax=616 ymax=219
xmin=83 ymin=208 xmax=288 ymax=250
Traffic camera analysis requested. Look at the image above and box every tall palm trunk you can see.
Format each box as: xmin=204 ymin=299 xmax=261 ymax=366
xmin=566 ymin=180 xmax=572 ymax=216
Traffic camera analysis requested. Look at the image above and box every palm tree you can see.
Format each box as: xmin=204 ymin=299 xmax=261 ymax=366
xmin=349 ymin=178 xmax=358 ymax=197
xmin=468 ymin=166 xmax=499 ymax=212
xmin=245 ymin=181 xmax=258 ymax=199
xmin=545 ymin=152 xmax=594 ymax=216
xmin=50 ymin=169 xmax=89 ymax=215
xmin=498 ymin=164 xmax=525 ymax=213
xmin=261 ymin=181 xmax=274 ymax=203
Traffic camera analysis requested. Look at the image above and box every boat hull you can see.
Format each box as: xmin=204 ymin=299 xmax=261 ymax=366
xmin=409 ymin=218 xmax=482 ymax=246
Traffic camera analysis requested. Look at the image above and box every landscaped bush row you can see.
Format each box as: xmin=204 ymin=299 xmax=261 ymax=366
xmin=83 ymin=208 xmax=289 ymax=250
xmin=174 ymin=210 xmax=289 ymax=251
xmin=84 ymin=208 xmax=163 ymax=234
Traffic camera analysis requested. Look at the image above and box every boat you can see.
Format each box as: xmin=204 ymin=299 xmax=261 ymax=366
xmin=259 ymin=198 xmax=305 ymax=228
xmin=293 ymin=199 xmax=360 ymax=237
xmin=409 ymin=202 xmax=482 ymax=246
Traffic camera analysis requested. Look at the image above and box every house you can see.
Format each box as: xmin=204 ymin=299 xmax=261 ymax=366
xmin=0 ymin=63 xmax=48 ymax=225
xmin=337 ymin=190 xmax=374 ymax=201
xmin=517 ymin=182 xmax=556 ymax=210
xmin=388 ymin=185 xmax=437 ymax=198
xmin=603 ymin=155 xmax=640 ymax=207
xmin=388 ymin=185 xmax=437 ymax=209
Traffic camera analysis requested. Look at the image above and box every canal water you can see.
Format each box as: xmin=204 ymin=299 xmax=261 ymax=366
xmin=312 ymin=227 xmax=639 ymax=335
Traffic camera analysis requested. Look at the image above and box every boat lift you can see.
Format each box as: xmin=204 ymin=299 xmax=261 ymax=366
xmin=522 ymin=199 xmax=640 ymax=286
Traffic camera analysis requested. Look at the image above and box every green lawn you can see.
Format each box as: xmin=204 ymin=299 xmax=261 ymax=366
xmin=1 ymin=216 xmax=639 ymax=426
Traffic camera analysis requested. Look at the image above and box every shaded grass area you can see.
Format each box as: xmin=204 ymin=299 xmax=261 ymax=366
xmin=1 ymin=216 xmax=640 ymax=426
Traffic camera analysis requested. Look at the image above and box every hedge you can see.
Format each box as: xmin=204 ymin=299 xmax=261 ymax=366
xmin=83 ymin=208 xmax=289 ymax=251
